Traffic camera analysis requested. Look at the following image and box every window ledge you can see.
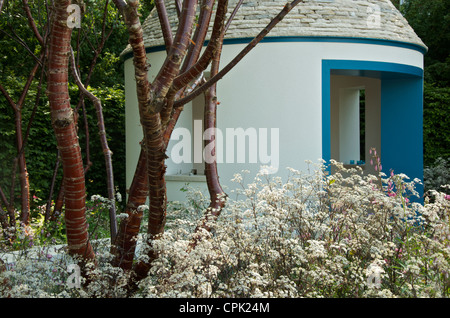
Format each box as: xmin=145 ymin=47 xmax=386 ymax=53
xmin=343 ymin=164 xmax=366 ymax=169
xmin=166 ymin=174 xmax=207 ymax=182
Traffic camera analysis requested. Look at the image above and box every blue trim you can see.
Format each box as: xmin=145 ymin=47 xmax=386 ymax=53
xmin=121 ymin=35 xmax=427 ymax=60
xmin=381 ymin=77 xmax=424 ymax=198
xmin=322 ymin=59 xmax=424 ymax=199
xmin=224 ymin=36 xmax=427 ymax=54
xmin=323 ymin=60 xmax=424 ymax=78
xmin=322 ymin=63 xmax=332 ymax=168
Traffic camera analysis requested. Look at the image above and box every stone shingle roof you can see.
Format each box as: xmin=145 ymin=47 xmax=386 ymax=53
xmin=121 ymin=0 xmax=426 ymax=56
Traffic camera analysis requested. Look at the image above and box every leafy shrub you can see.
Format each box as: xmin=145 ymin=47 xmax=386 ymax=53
xmin=424 ymin=157 xmax=450 ymax=194
xmin=68 ymin=83 xmax=126 ymax=202
xmin=423 ymin=83 xmax=450 ymax=166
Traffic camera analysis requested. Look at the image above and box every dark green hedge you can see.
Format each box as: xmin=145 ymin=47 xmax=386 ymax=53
xmin=423 ymin=82 xmax=450 ymax=166
xmin=0 ymin=80 xmax=125 ymax=210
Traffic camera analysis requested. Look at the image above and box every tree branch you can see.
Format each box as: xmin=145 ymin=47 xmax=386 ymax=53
xmin=174 ymin=0 xmax=303 ymax=108
xmin=0 ymin=83 xmax=19 ymax=113
xmin=150 ymin=0 xmax=198 ymax=113
xmin=1 ymin=26 xmax=42 ymax=67
xmin=224 ymin=0 xmax=244 ymax=32
xmin=155 ymin=0 xmax=173 ymax=52
xmin=170 ymin=0 xmax=228 ymax=93
xmin=45 ymin=152 xmax=60 ymax=222
xmin=69 ymin=47 xmax=118 ymax=243
xmin=180 ymin=0 xmax=216 ymax=74
xmin=190 ymin=12 xmax=226 ymax=249
xmin=111 ymin=146 xmax=148 ymax=271
xmin=175 ymin=0 xmax=182 ymax=17
xmin=22 ymin=0 xmax=44 ymax=45
xmin=114 ymin=0 xmax=152 ymax=116
xmin=47 ymin=0 xmax=95 ymax=262
xmin=159 ymin=0 xmax=218 ymax=129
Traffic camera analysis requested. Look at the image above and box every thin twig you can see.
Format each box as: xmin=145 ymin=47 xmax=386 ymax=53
xmin=155 ymin=0 xmax=173 ymax=51
xmin=69 ymin=47 xmax=118 ymax=243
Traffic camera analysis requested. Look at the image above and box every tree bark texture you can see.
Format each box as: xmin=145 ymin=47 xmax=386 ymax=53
xmin=47 ymin=0 xmax=95 ymax=261
xmin=69 ymin=47 xmax=118 ymax=242
xmin=189 ymin=23 xmax=226 ymax=248
xmin=111 ymin=147 xmax=148 ymax=271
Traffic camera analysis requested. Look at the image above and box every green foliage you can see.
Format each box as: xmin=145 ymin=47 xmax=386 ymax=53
xmin=1 ymin=211 xmax=66 ymax=252
xmin=424 ymin=157 xmax=450 ymax=195
xmin=0 ymin=0 xmax=47 ymax=76
xmin=402 ymin=0 xmax=450 ymax=87
xmin=0 ymin=76 xmax=58 ymax=210
xmin=0 ymin=0 xmax=130 ymax=212
xmin=68 ymin=83 xmax=126 ymax=200
xmin=31 ymin=209 xmax=67 ymax=247
xmin=71 ymin=0 xmax=128 ymax=86
xmin=423 ymin=82 xmax=450 ymax=166
xmin=401 ymin=0 xmax=450 ymax=167
xmin=0 ymin=79 xmax=126 ymax=212
xmin=0 ymin=193 xmax=122 ymax=252
xmin=86 ymin=195 xmax=120 ymax=241
xmin=0 ymin=0 xmax=51 ymax=207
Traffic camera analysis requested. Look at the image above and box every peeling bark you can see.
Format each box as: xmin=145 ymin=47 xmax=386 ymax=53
xmin=190 ymin=21 xmax=226 ymax=248
xmin=171 ymin=0 xmax=227 ymax=93
xmin=111 ymin=147 xmax=148 ymax=271
xmin=154 ymin=0 xmax=173 ymax=52
xmin=46 ymin=0 xmax=94 ymax=262
xmin=69 ymin=47 xmax=118 ymax=243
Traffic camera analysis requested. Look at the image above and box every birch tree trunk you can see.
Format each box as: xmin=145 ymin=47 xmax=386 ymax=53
xmin=111 ymin=148 xmax=148 ymax=271
xmin=47 ymin=0 xmax=95 ymax=262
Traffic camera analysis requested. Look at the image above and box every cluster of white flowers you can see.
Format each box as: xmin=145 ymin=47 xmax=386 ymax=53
xmin=1 ymin=160 xmax=449 ymax=298
xmin=132 ymin=160 xmax=450 ymax=298
xmin=90 ymin=194 xmax=118 ymax=209
xmin=0 ymin=239 xmax=130 ymax=298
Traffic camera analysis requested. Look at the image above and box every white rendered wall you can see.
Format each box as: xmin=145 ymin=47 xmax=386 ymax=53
xmin=124 ymin=41 xmax=424 ymax=201
xmin=338 ymin=88 xmax=361 ymax=164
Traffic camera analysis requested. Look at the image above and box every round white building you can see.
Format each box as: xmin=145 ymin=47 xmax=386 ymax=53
xmin=122 ymin=0 xmax=427 ymax=201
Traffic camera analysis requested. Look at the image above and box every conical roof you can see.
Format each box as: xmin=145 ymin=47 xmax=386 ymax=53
xmin=122 ymin=0 xmax=426 ymax=56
